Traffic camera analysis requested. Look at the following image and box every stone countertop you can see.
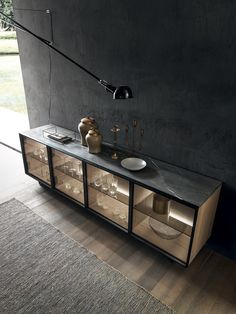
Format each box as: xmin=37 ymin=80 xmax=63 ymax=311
xmin=20 ymin=124 xmax=221 ymax=208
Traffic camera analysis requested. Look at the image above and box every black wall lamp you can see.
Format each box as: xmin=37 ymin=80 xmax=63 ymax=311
xmin=0 ymin=11 xmax=133 ymax=100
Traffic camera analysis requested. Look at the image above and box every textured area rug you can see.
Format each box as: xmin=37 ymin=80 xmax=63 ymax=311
xmin=0 ymin=199 xmax=174 ymax=314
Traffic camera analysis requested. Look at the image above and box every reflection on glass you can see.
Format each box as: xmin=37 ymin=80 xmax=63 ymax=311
xmin=33 ymin=149 xmax=39 ymax=156
xmin=38 ymin=164 xmax=50 ymax=181
xmin=109 ymin=175 xmax=118 ymax=198
xmin=32 ymin=147 xmax=48 ymax=163
xmin=101 ymin=176 xmax=109 ymax=192
xmin=76 ymin=163 xmax=83 ymax=180
xmin=69 ymin=167 xmax=77 ymax=177
xmin=45 ymin=169 xmax=49 ymax=181
xmin=97 ymin=194 xmax=104 ymax=207
xmin=73 ymin=187 xmax=81 ymax=195
xmin=96 ymin=194 xmax=108 ymax=209
xmin=94 ymin=174 xmax=103 ymax=188
xmin=119 ymin=213 xmax=126 ymax=220
xmin=39 ymin=148 xmax=45 ymax=161
xmin=65 ymin=182 xmax=72 ymax=190
xmin=112 ymin=208 xmax=120 ymax=216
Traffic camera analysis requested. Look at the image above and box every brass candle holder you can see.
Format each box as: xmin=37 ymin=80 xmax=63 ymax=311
xmin=110 ymin=125 xmax=120 ymax=159
xmin=132 ymin=119 xmax=137 ymax=151
xmin=125 ymin=125 xmax=129 ymax=147
xmin=139 ymin=128 xmax=144 ymax=151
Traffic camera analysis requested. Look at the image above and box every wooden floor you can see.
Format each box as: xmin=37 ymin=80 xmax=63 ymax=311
xmin=1 ymin=144 xmax=236 ymax=314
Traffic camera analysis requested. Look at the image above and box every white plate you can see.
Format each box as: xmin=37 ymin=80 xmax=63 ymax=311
xmin=121 ymin=157 xmax=146 ymax=171
xmin=149 ymin=217 xmax=182 ymax=240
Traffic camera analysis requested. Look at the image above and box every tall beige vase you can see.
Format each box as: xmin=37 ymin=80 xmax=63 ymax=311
xmin=85 ymin=129 xmax=102 ymax=153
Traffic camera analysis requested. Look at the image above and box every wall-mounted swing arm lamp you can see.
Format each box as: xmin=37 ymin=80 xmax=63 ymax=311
xmin=0 ymin=11 xmax=133 ymax=100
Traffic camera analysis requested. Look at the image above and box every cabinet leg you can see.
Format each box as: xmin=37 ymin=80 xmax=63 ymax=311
xmin=38 ymin=181 xmax=48 ymax=189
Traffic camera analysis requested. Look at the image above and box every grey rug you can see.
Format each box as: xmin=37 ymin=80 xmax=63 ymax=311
xmin=0 ymin=199 xmax=174 ymax=314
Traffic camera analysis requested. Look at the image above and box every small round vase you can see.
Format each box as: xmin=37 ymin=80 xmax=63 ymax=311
xmin=85 ymin=129 xmax=102 ymax=154
xmin=152 ymin=194 xmax=170 ymax=216
xmin=78 ymin=117 xmax=97 ymax=146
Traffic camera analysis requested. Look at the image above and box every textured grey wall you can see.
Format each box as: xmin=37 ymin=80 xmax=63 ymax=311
xmin=13 ymin=0 xmax=236 ymax=258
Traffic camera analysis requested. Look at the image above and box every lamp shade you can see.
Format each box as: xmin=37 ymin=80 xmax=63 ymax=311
xmin=113 ymin=86 xmax=133 ymax=99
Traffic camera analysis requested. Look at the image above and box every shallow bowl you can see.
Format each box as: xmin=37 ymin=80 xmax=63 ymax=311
xmin=121 ymin=157 xmax=146 ymax=171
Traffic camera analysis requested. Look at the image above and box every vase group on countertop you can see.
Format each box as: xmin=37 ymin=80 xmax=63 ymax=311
xmin=78 ymin=116 xmax=97 ymax=146
xmin=78 ymin=116 xmax=102 ymax=154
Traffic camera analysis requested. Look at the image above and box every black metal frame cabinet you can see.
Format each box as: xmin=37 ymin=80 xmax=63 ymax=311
xmin=19 ymin=125 xmax=222 ymax=267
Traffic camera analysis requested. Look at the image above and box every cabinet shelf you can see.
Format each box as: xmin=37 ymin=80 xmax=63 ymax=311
xmin=26 ymin=152 xmax=48 ymax=165
xmin=134 ymin=193 xmax=193 ymax=237
xmin=133 ymin=209 xmax=190 ymax=262
xmin=88 ymin=187 xmax=128 ymax=229
xmin=89 ymin=182 xmax=129 ymax=206
xmin=26 ymin=155 xmax=50 ymax=184
xmin=54 ymin=165 xmax=83 ymax=183
xmin=56 ymin=180 xmax=84 ymax=204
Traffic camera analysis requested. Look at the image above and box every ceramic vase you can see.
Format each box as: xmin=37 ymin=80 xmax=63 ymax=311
xmin=78 ymin=116 xmax=97 ymax=146
xmin=152 ymin=194 xmax=170 ymax=216
xmin=85 ymin=129 xmax=102 ymax=153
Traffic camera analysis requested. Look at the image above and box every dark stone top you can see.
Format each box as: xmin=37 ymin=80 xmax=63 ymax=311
xmin=20 ymin=125 xmax=221 ymax=208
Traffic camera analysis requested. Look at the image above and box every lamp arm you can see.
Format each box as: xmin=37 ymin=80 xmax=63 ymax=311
xmin=0 ymin=11 xmax=133 ymax=99
xmin=0 ymin=11 xmax=101 ymax=81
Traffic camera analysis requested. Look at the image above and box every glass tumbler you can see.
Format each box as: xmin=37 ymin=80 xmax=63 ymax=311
xmin=94 ymin=174 xmax=102 ymax=188
xmin=101 ymin=176 xmax=110 ymax=193
xmin=97 ymin=194 xmax=105 ymax=207
xmin=76 ymin=163 xmax=83 ymax=180
xmin=63 ymin=157 xmax=69 ymax=174
xmin=109 ymin=175 xmax=118 ymax=198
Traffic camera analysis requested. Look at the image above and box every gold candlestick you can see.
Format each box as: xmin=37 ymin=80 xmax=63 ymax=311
xmin=110 ymin=125 xmax=120 ymax=159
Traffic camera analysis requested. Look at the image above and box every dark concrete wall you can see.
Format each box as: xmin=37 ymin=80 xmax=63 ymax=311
xmin=13 ymin=0 xmax=236 ymax=258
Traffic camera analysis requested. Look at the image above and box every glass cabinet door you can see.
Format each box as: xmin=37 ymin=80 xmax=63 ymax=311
xmin=87 ymin=164 xmax=129 ymax=229
xmin=52 ymin=149 xmax=84 ymax=205
xmin=23 ymin=138 xmax=51 ymax=185
xmin=132 ymin=185 xmax=195 ymax=262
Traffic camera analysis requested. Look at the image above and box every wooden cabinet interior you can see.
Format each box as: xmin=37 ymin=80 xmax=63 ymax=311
xmin=23 ymin=138 xmax=51 ymax=184
xmin=19 ymin=127 xmax=222 ymax=267
xmin=132 ymin=185 xmax=195 ymax=262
